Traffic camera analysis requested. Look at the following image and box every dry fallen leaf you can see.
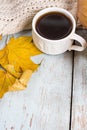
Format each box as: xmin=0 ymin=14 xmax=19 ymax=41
xmin=0 ymin=65 xmax=17 ymax=98
xmin=0 ymin=36 xmax=42 ymax=98
xmin=8 ymin=69 xmax=32 ymax=92
xmin=4 ymin=64 xmax=22 ymax=78
xmin=0 ymin=35 xmax=2 ymax=40
xmin=78 ymin=0 xmax=87 ymax=27
xmin=7 ymin=36 xmax=41 ymax=72
xmin=0 ymin=47 xmax=8 ymax=66
xmin=0 ymin=65 xmax=32 ymax=98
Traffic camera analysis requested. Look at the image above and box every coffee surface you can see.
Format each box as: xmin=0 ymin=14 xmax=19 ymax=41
xmin=36 ymin=12 xmax=72 ymax=40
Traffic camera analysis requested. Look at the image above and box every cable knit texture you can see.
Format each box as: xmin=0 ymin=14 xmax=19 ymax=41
xmin=0 ymin=0 xmax=77 ymax=35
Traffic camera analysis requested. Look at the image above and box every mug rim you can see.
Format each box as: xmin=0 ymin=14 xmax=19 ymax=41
xmin=32 ymin=7 xmax=76 ymax=42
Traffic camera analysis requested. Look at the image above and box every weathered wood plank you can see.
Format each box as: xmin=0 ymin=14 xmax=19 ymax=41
xmin=71 ymin=30 xmax=87 ymax=130
xmin=0 ymin=31 xmax=73 ymax=130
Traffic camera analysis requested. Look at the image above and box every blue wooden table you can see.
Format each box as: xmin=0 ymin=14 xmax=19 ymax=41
xmin=0 ymin=29 xmax=87 ymax=130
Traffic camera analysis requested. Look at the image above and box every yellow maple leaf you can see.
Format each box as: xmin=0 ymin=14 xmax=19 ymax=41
xmin=0 ymin=47 xmax=8 ymax=65
xmin=4 ymin=64 xmax=22 ymax=78
xmin=0 ymin=66 xmax=16 ymax=98
xmin=0 ymin=36 xmax=42 ymax=98
xmin=0 ymin=65 xmax=32 ymax=98
xmin=8 ymin=69 xmax=32 ymax=91
xmin=7 ymin=36 xmax=41 ymax=72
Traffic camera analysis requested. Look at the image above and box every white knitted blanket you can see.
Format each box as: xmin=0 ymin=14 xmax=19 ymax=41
xmin=0 ymin=0 xmax=77 ymax=35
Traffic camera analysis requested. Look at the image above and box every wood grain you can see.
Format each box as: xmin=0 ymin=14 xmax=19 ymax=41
xmin=0 ymin=31 xmax=73 ymax=130
xmin=71 ymin=30 xmax=87 ymax=130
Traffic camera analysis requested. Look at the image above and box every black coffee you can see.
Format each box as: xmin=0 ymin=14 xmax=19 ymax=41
xmin=36 ymin=12 xmax=72 ymax=40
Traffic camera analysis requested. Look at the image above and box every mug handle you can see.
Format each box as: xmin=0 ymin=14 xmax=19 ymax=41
xmin=69 ymin=33 xmax=87 ymax=51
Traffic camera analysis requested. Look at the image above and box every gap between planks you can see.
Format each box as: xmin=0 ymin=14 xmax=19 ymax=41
xmin=69 ymin=50 xmax=74 ymax=130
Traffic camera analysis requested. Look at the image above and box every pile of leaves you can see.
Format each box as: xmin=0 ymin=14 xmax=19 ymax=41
xmin=0 ymin=36 xmax=41 ymax=98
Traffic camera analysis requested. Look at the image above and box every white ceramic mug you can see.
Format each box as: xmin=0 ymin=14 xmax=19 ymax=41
xmin=32 ymin=7 xmax=87 ymax=55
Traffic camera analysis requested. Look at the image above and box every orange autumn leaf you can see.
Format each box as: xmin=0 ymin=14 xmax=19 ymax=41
xmin=0 ymin=35 xmax=2 ymax=40
xmin=78 ymin=0 xmax=87 ymax=27
xmin=0 ymin=36 xmax=42 ymax=98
